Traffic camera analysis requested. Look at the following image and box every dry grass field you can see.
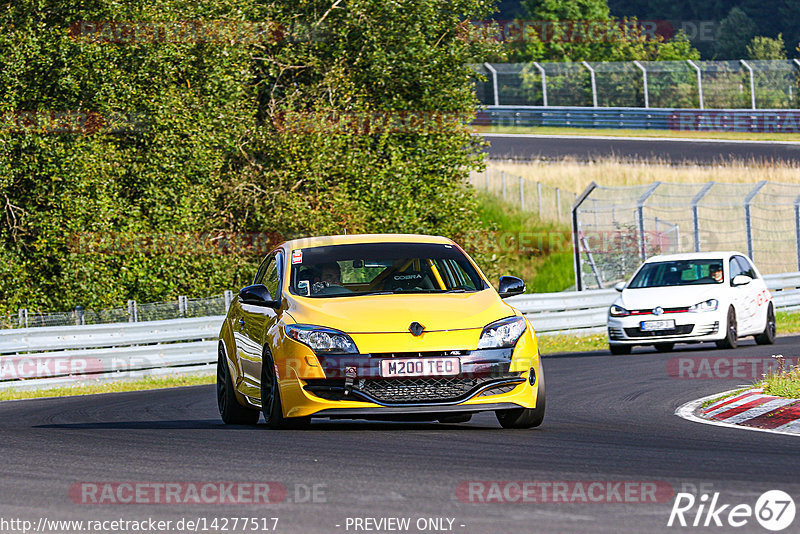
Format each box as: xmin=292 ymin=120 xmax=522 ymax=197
xmin=485 ymin=157 xmax=800 ymax=194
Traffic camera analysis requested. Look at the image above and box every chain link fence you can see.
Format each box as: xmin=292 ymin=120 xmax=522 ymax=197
xmin=476 ymin=60 xmax=800 ymax=109
xmin=469 ymin=167 xmax=576 ymax=223
xmin=1 ymin=292 xmax=233 ymax=329
xmin=572 ymin=181 xmax=800 ymax=290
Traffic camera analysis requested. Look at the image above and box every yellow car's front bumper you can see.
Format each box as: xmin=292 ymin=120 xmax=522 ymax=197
xmin=275 ymin=327 xmax=541 ymax=419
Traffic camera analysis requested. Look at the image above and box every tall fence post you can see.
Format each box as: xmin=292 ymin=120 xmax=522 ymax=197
xmin=582 ymin=61 xmax=598 ymax=107
xmin=501 ymin=171 xmax=506 ymax=200
xmin=532 ymin=62 xmax=548 ymax=107
xmin=484 ymin=167 xmax=489 ymax=190
xmin=744 ymin=181 xmax=767 ymax=260
xmin=637 ymin=182 xmax=662 ymax=260
xmin=74 ymin=305 xmax=85 ymax=326
xmin=224 ymin=290 xmax=233 ymax=311
xmin=178 ymin=295 xmax=188 ymax=318
xmin=633 ymin=60 xmax=649 ymax=108
xmin=18 ymin=309 xmax=28 ymax=329
xmin=127 ymin=300 xmax=138 ymax=323
xmin=740 ymin=59 xmax=756 ymax=110
xmin=687 ymin=60 xmax=704 ymax=110
xmin=572 ymin=182 xmax=598 ymax=291
xmin=556 ymin=188 xmax=561 ymax=221
xmin=537 ymin=182 xmax=542 ymax=214
xmin=483 ymin=63 xmax=499 ymax=107
xmin=691 ymin=181 xmax=715 ymax=252
xmin=794 ymin=195 xmax=800 ymax=271
xmin=519 ymin=176 xmax=524 ymax=210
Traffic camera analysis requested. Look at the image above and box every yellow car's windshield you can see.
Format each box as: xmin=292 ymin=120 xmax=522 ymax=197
xmin=288 ymin=242 xmax=488 ymax=298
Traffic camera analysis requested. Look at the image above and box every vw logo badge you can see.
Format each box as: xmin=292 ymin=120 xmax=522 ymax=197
xmin=653 ymin=306 xmax=664 ymax=316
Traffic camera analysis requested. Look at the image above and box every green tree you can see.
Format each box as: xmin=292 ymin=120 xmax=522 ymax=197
xmin=0 ymin=0 xmax=499 ymax=315
xmin=714 ymin=7 xmax=758 ymax=59
xmin=747 ymin=34 xmax=787 ymax=60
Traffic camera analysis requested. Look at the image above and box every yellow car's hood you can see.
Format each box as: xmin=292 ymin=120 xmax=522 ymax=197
xmin=286 ymin=289 xmax=516 ymax=334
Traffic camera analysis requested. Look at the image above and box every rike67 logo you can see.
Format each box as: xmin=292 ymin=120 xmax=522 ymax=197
xmin=668 ymin=490 xmax=796 ymax=531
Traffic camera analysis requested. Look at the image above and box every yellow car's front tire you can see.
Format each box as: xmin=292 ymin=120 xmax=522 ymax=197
xmin=261 ymin=349 xmax=310 ymax=430
xmin=217 ymin=345 xmax=260 ymax=425
xmin=496 ymin=366 xmax=545 ymax=429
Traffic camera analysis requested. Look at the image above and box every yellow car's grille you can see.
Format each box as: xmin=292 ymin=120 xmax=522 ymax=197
xmin=305 ymin=373 xmax=522 ymax=405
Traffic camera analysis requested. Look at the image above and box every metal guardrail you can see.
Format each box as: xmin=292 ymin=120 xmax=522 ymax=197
xmin=1 ymin=273 xmax=799 ymax=390
xmin=0 ymin=317 xmax=223 ymax=390
xmin=508 ymin=272 xmax=800 ymax=334
xmin=475 ymin=106 xmax=800 ymax=131
xmin=0 ymin=316 xmax=224 ymax=354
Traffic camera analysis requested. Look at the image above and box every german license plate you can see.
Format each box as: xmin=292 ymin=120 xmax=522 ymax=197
xmin=641 ymin=320 xmax=675 ymax=331
xmin=380 ymin=357 xmax=460 ymax=378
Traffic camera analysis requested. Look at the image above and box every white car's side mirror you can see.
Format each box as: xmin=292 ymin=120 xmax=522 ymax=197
xmin=732 ymin=274 xmax=753 ymax=286
xmin=614 ymin=282 xmax=626 ymax=292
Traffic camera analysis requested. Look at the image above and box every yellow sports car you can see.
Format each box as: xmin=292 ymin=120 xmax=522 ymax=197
xmin=217 ymin=234 xmax=544 ymax=428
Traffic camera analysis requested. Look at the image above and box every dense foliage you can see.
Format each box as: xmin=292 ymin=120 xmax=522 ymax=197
xmin=0 ymin=0 xmax=498 ymax=314
xmin=500 ymin=0 xmax=699 ymax=62
xmin=607 ymin=0 xmax=800 ymax=59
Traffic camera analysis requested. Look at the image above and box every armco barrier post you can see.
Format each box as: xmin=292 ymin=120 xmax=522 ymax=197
xmin=127 ymin=300 xmax=138 ymax=323
xmin=224 ymin=290 xmax=233 ymax=311
xmin=178 ymin=295 xmax=188 ymax=318
xmin=75 ymin=306 xmax=85 ymax=326
xmin=18 ymin=309 xmax=28 ymax=329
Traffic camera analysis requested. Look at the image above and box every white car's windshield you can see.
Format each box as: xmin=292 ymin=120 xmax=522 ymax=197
xmin=628 ymin=259 xmax=724 ymax=288
xmin=288 ymin=242 xmax=488 ymax=298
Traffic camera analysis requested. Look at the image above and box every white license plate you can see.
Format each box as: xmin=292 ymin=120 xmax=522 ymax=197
xmin=380 ymin=357 xmax=460 ymax=378
xmin=640 ymin=320 xmax=675 ymax=331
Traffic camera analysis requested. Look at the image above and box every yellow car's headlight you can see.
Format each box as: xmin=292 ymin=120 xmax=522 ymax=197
xmin=285 ymin=324 xmax=359 ymax=354
xmin=477 ymin=316 xmax=527 ymax=349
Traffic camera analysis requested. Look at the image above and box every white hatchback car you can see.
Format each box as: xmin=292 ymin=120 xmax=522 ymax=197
xmin=607 ymin=252 xmax=776 ymax=354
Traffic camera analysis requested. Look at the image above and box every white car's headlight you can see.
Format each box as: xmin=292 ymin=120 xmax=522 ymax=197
xmin=285 ymin=324 xmax=359 ymax=354
xmin=689 ymin=299 xmax=718 ymax=312
xmin=477 ymin=316 xmax=527 ymax=349
xmin=609 ymin=304 xmax=630 ymax=317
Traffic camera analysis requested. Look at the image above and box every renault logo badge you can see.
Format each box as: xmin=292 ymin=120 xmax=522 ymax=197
xmin=409 ymin=322 xmax=425 ymax=336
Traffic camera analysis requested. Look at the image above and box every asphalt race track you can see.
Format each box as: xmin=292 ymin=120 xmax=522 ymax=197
xmin=1 ymin=337 xmax=798 ymax=534
xmin=482 ymin=133 xmax=800 ymax=165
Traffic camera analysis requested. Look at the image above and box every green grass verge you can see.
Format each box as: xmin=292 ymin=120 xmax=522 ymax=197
xmin=474 ymin=192 xmax=573 ymax=293
xmin=475 ymin=125 xmax=800 ymax=142
xmin=759 ymin=374 xmax=800 ymax=399
xmin=777 ymin=311 xmax=800 ymax=334
xmin=538 ymin=333 xmax=608 ymax=355
xmin=0 ymin=374 xmax=214 ymax=401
